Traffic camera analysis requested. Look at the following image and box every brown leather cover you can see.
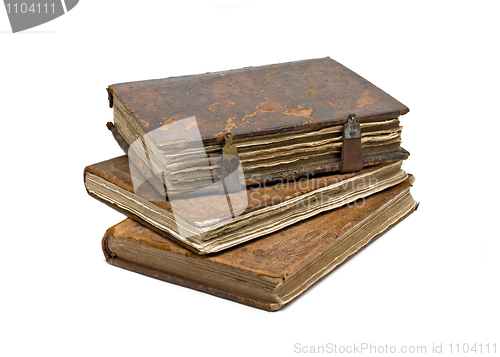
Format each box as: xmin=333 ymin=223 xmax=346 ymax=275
xmin=102 ymin=178 xmax=417 ymax=311
xmin=108 ymin=57 xmax=409 ymax=144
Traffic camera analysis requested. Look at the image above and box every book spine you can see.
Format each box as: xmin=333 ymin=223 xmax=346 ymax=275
xmin=106 ymin=122 xmax=167 ymax=196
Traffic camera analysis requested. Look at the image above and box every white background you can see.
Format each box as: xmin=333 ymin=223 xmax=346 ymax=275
xmin=1 ymin=1 xmax=499 ymax=356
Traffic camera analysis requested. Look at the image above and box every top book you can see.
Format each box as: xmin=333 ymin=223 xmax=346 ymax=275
xmin=107 ymin=57 xmax=409 ymax=193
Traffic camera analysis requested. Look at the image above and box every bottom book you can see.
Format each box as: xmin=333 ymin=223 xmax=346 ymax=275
xmin=102 ymin=177 xmax=418 ymax=311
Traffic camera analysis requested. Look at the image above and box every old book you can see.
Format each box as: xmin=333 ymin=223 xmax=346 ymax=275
xmin=102 ymin=177 xmax=418 ymax=311
xmin=85 ymin=155 xmax=409 ymax=254
xmin=107 ymin=57 xmax=409 ymax=193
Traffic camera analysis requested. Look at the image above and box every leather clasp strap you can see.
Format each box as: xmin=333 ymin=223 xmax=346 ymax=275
xmin=341 ymin=114 xmax=363 ymax=173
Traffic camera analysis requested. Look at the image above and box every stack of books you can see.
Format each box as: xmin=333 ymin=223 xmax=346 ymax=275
xmin=84 ymin=58 xmax=417 ymax=311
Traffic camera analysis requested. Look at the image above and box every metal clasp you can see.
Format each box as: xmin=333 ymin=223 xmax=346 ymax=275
xmin=344 ymin=114 xmax=361 ymax=139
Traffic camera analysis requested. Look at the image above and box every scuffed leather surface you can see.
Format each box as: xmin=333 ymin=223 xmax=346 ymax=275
xmin=108 ymin=57 xmax=409 ymax=144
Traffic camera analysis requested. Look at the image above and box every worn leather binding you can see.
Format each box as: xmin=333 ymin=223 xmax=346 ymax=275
xmin=107 ymin=57 xmax=410 ymax=188
xmin=101 ymin=178 xmax=418 ymax=311
xmin=107 ymin=58 xmax=409 ymax=141
xmin=85 ymin=154 xmax=411 ymax=254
